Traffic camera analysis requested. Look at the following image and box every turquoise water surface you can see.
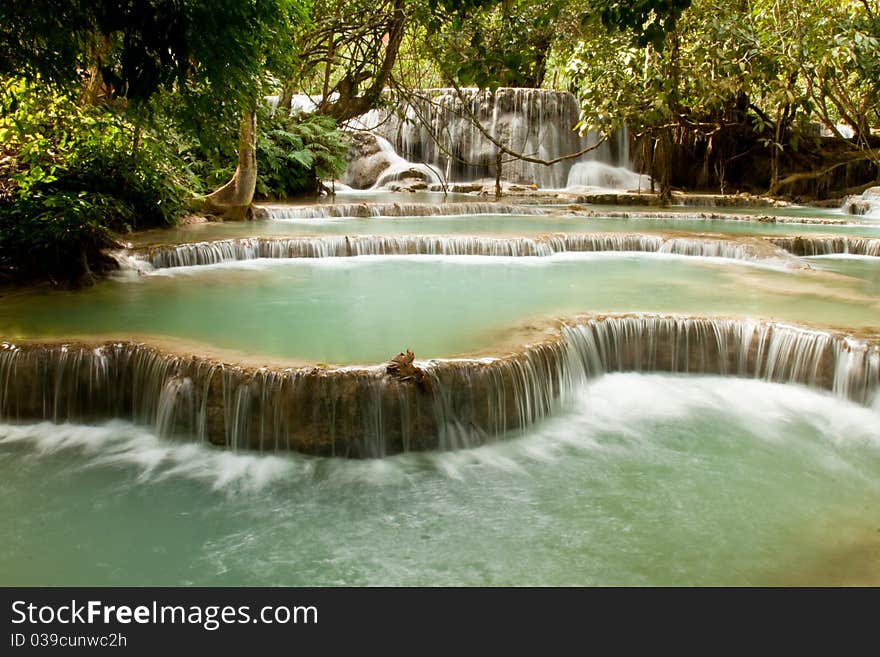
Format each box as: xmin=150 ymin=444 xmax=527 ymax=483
xmin=2 ymin=253 xmax=877 ymax=362
xmin=1 ymin=374 xmax=877 ymax=586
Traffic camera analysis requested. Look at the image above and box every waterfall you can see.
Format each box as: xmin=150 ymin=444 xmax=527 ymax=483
xmin=367 ymin=135 xmax=443 ymax=189
xmin=353 ymin=87 xmax=638 ymax=190
xmin=119 ymin=233 xmax=798 ymax=270
xmin=257 ymin=202 xmax=851 ymax=226
xmin=344 ymin=235 xmax=554 ymax=257
xmin=841 ymin=186 xmax=880 ymax=219
xmin=547 ymin=234 xmax=663 ymax=253
xmin=565 ymin=162 xmax=650 ymax=191
xmin=138 ymin=237 xmax=348 ymax=269
xmin=658 ymin=237 xmax=757 ymax=260
xmin=2 ymin=316 xmax=877 ymax=457
xmin=156 ymin=376 xmax=195 ymax=439
xmin=259 ymin=202 xmax=548 ymax=220
xmin=265 ymin=93 xmax=330 ymax=115
xmin=765 ymin=235 xmax=880 ymax=257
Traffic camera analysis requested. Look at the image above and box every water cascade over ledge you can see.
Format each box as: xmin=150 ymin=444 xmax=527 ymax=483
xmin=842 ymin=186 xmax=880 ymax=219
xmin=255 ymin=202 xmax=853 ymax=226
xmin=257 ymin=202 xmax=548 ymax=220
xmin=119 ymin=234 xmax=799 ymax=270
xmin=765 ymin=235 xmax=880 ymax=257
xmin=2 ymin=315 xmax=877 ymax=457
xmin=352 ymin=88 xmax=637 ymax=189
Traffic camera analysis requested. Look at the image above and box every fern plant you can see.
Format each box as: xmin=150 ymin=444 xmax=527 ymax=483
xmin=255 ymin=111 xmax=349 ymax=198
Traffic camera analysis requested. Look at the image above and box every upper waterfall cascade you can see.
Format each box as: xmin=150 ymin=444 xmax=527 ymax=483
xmin=344 ymin=88 xmax=645 ymax=191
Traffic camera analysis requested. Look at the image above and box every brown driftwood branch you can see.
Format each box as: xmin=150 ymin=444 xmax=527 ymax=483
xmin=386 ymin=349 xmax=431 ymax=392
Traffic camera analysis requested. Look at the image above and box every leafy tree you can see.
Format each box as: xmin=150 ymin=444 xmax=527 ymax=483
xmin=782 ymin=0 xmax=880 ymax=191
xmin=0 ymin=0 xmax=308 ymax=282
xmin=280 ymin=0 xmax=408 ymax=123
xmin=421 ymin=0 xmax=570 ymax=89
xmin=566 ymin=0 xmax=880 ymax=197
xmin=0 ymin=80 xmax=191 ymax=283
xmin=590 ymin=0 xmax=692 ymax=48
xmin=0 ymin=0 xmax=302 ymax=114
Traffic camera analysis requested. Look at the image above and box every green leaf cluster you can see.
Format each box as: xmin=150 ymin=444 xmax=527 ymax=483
xmin=0 ymin=80 xmax=192 ymax=282
xmin=255 ymin=111 xmax=350 ymax=199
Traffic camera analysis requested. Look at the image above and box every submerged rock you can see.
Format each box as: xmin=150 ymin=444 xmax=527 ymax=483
xmin=381 ymin=177 xmax=430 ymax=192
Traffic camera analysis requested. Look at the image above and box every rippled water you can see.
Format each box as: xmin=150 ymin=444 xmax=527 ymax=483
xmin=1 ymin=375 xmax=877 ymax=585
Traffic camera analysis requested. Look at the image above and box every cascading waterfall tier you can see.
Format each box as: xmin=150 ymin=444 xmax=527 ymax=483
xmin=2 ymin=315 xmax=877 ymax=457
xmin=341 ymin=132 xmax=444 ymax=190
xmin=256 ymin=202 xmax=852 ymax=226
xmin=257 ymin=202 xmax=548 ymax=220
xmin=119 ymin=234 xmax=798 ymax=270
xmin=765 ymin=235 xmax=880 ymax=257
xmin=567 ymin=208 xmax=851 ymax=224
xmin=355 ymin=88 xmax=632 ymax=189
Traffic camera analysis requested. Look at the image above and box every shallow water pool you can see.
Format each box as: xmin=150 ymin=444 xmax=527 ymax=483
xmin=2 ymin=253 xmax=877 ymax=363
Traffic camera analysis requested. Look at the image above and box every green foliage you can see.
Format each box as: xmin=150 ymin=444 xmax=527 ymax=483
xmin=589 ymin=0 xmax=692 ymax=49
xmin=422 ymin=0 xmax=569 ymax=89
xmin=0 ymin=80 xmax=191 ymax=282
xmin=1 ymin=80 xmax=189 ymax=225
xmin=568 ymin=0 xmax=880 ymax=142
xmin=255 ymin=111 xmax=350 ymax=199
xmin=793 ymin=0 xmax=880 ymax=143
xmin=168 ymin=107 xmax=350 ymax=200
xmin=0 ymin=1 xmax=96 ymax=90
xmin=55 ymin=141 xmax=188 ymax=229
xmin=0 ymin=191 xmax=126 ymax=282
xmin=0 ymin=0 xmax=305 ymax=104
xmin=419 ymin=0 xmax=690 ymax=90
xmin=0 ymin=0 xmax=313 ymax=281
xmin=565 ymin=0 xmax=880 ymax=194
xmin=0 ymin=0 xmax=309 ymax=157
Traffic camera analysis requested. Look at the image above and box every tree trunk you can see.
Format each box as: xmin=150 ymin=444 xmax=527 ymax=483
xmin=201 ymin=111 xmax=257 ymax=221
xmin=495 ymin=149 xmax=503 ymax=199
xmin=659 ymin=22 xmax=680 ymax=204
xmin=659 ymin=129 xmax=673 ymax=203
xmin=278 ymin=78 xmax=295 ymax=116
xmin=525 ymin=34 xmax=552 ymax=88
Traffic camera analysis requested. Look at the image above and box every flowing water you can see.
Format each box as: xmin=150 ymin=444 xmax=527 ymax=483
xmin=1 ymin=374 xmax=878 ymax=585
xmin=3 ymin=111 xmax=880 ymax=585
xmin=128 ymin=211 xmax=880 ymax=248
xmin=3 ymin=254 xmax=878 ymax=363
xmin=124 ymin=233 xmax=803 ymax=269
xmin=355 ymin=88 xmax=611 ymax=188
